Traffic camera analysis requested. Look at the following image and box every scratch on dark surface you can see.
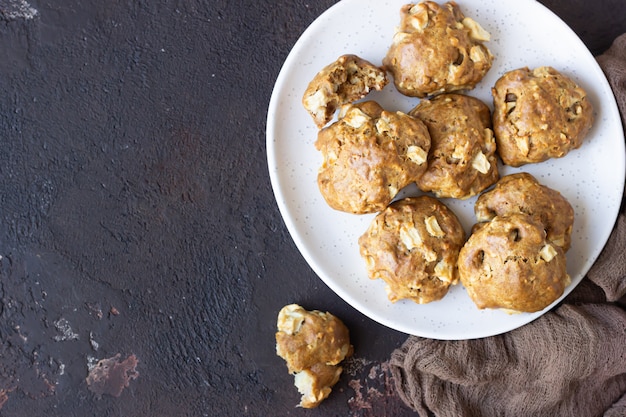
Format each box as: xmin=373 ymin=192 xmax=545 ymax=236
xmin=0 ymin=250 xmax=131 ymax=412
xmin=0 ymin=253 xmax=64 ymax=409
xmin=86 ymin=353 xmax=139 ymax=399
xmin=0 ymin=0 xmax=38 ymax=20
xmin=346 ymin=360 xmax=411 ymax=417
xmin=0 ymin=388 xmax=12 ymax=410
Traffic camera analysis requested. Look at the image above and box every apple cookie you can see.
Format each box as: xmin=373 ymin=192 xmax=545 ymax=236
xmin=409 ymin=93 xmax=499 ymax=199
xmin=458 ymin=213 xmax=570 ymax=313
xmin=491 ymin=66 xmax=594 ymax=166
xmin=474 ymin=172 xmax=574 ymax=251
xmin=302 ymin=54 xmax=388 ymax=128
xmin=275 ymin=304 xmax=353 ymax=408
xmin=383 ymin=1 xmax=493 ymax=98
xmin=358 ymin=196 xmax=466 ymax=304
xmin=316 ymin=101 xmax=431 ymax=214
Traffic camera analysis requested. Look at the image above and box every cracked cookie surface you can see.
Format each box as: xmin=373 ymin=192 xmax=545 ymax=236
xmin=315 ymin=101 xmax=431 ymax=214
xmin=458 ymin=213 xmax=570 ymax=313
xmin=491 ymin=66 xmax=594 ymax=166
xmin=474 ymin=172 xmax=574 ymax=251
xmin=358 ymin=196 xmax=466 ymax=304
xmin=409 ymin=93 xmax=498 ymax=199
xmin=383 ymin=1 xmax=493 ymax=98
xmin=302 ymin=54 xmax=388 ymax=128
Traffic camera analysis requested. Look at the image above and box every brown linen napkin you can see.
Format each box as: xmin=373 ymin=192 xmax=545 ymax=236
xmin=390 ymin=34 xmax=626 ymax=417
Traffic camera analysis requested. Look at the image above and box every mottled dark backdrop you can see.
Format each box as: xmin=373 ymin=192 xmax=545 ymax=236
xmin=0 ymin=0 xmax=624 ymax=416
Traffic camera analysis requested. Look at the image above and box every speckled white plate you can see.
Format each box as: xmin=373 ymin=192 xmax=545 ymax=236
xmin=266 ymin=0 xmax=625 ymax=339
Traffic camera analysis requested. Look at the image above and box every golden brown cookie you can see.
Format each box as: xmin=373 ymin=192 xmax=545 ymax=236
xmin=315 ymin=101 xmax=431 ymax=214
xmin=458 ymin=213 xmax=570 ymax=313
xmin=474 ymin=172 xmax=574 ymax=251
xmin=302 ymin=54 xmax=388 ymax=128
xmin=409 ymin=93 xmax=499 ymax=199
xmin=383 ymin=1 xmax=493 ymax=98
xmin=275 ymin=304 xmax=353 ymax=408
xmin=358 ymin=196 xmax=466 ymax=304
xmin=491 ymin=66 xmax=594 ymax=166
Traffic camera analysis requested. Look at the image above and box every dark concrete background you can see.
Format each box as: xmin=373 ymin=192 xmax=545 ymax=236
xmin=0 ymin=0 xmax=624 ymax=416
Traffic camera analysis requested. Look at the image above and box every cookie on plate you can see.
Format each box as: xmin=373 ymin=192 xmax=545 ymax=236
xmin=474 ymin=172 xmax=574 ymax=251
xmin=409 ymin=93 xmax=499 ymax=199
xmin=302 ymin=54 xmax=388 ymax=128
xmin=315 ymin=101 xmax=431 ymax=214
xmin=458 ymin=213 xmax=570 ymax=313
xmin=358 ymin=196 xmax=466 ymax=304
xmin=491 ymin=66 xmax=594 ymax=166
xmin=383 ymin=1 xmax=493 ymax=98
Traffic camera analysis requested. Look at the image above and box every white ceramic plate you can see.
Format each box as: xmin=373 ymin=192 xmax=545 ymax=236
xmin=266 ymin=0 xmax=625 ymax=339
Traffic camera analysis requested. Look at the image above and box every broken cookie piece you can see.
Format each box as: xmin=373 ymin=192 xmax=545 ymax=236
xmin=302 ymin=54 xmax=388 ymax=128
xmin=275 ymin=304 xmax=353 ymax=408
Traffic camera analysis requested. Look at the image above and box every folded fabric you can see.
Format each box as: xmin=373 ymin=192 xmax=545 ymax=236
xmin=390 ymin=33 xmax=626 ymax=417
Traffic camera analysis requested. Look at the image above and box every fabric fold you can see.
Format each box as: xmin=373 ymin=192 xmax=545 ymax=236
xmin=391 ymin=302 xmax=626 ymax=417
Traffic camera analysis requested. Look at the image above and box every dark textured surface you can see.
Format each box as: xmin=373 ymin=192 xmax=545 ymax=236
xmin=0 ymin=0 xmax=624 ymax=416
